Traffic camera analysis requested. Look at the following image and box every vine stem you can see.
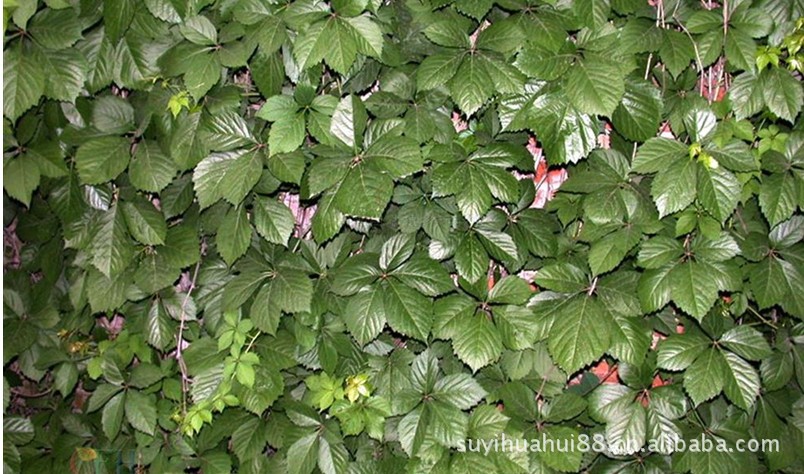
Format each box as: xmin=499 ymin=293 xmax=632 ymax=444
xmin=176 ymin=260 xmax=202 ymax=415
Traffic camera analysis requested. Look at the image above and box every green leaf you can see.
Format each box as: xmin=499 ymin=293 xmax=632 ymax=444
xmin=547 ymin=296 xmax=611 ymax=374
xmin=334 ymin=164 xmax=392 ymax=220
xmin=729 ymin=71 xmax=765 ymax=120
xmin=721 ymin=351 xmax=760 ymax=410
xmin=417 ymin=52 xmax=463 ymax=91
xmin=383 ymin=280 xmax=431 ymax=341
xmin=683 ymin=348 xmax=726 ymax=406
xmin=330 ymin=95 xmax=366 ymax=149
xmin=38 ymin=48 xmax=88 ymax=102
xmin=3 ymin=156 xmax=40 ymax=207
xmin=448 ymin=56 xmax=495 ymax=116
xmin=488 ymin=276 xmax=532 ymax=305
xmin=180 ymin=15 xmax=218 ymax=45
xmin=122 ymin=200 xmax=167 ymax=246
xmin=651 ymin=158 xmax=697 ymax=217
xmin=759 ymin=172 xmax=797 ymax=226
xmin=268 ymin=112 xmax=306 ymax=156
xmin=104 ymin=0 xmax=134 ymax=43
xmin=102 ymin=392 xmax=125 ymax=439
xmin=451 ymin=310 xmax=503 ymax=372
xmin=124 ymin=390 xmax=157 ymax=435
xmin=719 ymin=325 xmax=772 ymax=361
xmin=75 ymin=137 xmax=131 ymax=185
xmin=184 ymin=52 xmax=220 ymax=102
xmin=91 ymin=204 xmax=135 ymax=279
xmin=27 ymin=8 xmax=82 ymax=50
xmin=130 ymin=141 xmax=176 ymax=193
xmin=379 ymin=234 xmax=415 ymax=271
xmin=535 ymin=263 xmax=588 ymax=293
xmin=343 ymin=287 xmax=386 ymax=345
xmin=146 ymin=298 xmax=173 ymax=350
xmin=696 ymin=165 xmax=740 ymax=222
xmin=612 ymin=79 xmax=662 ymax=141
xmin=762 ymin=67 xmax=803 ymax=123
xmin=564 ymin=53 xmax=624 ymax=116
xmin=670 ymin=261 xmax=719 ymax=321
xmin=253 ymin=196 xmax=295 ymax=246
xmin=657 ymin=332 xmax=710 ymax=371
xmin=423 ymin=20 xmax=470 ymax=48
xmin=287 ymin=432 xmax=319 ymax=474
xmin=193 ymin=150 xmax=263 ymax=208
xmin=433 ymin=374 xmax=486 ymax=409
xmin=454 ymin=235 xmax=488 ymax=284
xmin=659 ymin=30 xmax=695 ymax=77
xmin=217 ymin=205 xmax=251 ymax=265
xmin=633 ymin=138 xmax=688 ymax=173
xmin=392 ymin=256 xmax=454 ymax=297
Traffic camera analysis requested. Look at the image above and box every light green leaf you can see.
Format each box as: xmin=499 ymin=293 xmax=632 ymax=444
xmin=657 ymin=332 xmax=710 ymax=371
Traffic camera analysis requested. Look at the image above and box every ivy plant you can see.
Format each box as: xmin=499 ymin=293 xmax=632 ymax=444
xmin=3 ymin=0 xmax=804 ymax=473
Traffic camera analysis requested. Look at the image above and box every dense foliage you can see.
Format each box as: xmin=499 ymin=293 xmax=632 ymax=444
xmin=4 ymin=0 xmax=804 ymax=472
